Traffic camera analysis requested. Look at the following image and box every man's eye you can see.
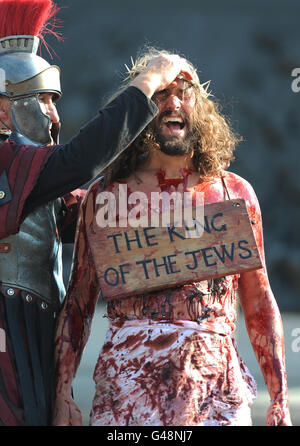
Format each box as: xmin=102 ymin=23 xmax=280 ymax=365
xmin=181 ymin=87 xmax=194 ymax=99
xmin=38 ymin=96 xmax=47 ymax=104
xmin=154 ymin=90 xmax=169 ymax=101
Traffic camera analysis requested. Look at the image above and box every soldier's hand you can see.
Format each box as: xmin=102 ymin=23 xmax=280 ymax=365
xmin=130 ymin=54 xmax=194 ymax=98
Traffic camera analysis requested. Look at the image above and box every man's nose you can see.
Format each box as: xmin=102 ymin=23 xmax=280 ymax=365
xmin=45 ymin=102 xmax=60 ymax=124
xmin=165 ymin=93 xmax=181 ymax=110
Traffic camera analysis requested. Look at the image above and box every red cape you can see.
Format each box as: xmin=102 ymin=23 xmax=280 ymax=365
xmin=0 ymin=140 xmax=56 ymax=239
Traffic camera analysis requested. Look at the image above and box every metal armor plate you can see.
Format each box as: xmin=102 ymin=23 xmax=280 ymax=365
xmin=0 ymin=200 xmax=65 ymax=308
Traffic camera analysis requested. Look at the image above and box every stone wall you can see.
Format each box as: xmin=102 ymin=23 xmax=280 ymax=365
xmin=53 ymin=0 xmax=300 ymax=310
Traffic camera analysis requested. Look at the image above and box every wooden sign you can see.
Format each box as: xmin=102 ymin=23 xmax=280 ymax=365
xmin=87 ymin=199 xmax=263 ymax=300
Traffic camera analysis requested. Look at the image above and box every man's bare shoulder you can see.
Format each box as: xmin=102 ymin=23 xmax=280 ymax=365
xmin=223 ymin=170 xmax=260 ymax=207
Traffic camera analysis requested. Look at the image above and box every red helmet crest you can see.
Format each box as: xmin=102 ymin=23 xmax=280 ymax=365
xmin=0 ymin=0 xmax=61 ymax=49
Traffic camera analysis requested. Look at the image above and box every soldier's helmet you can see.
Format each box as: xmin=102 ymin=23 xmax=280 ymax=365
xmin=0 ymin=0 xmax=62 ymax=145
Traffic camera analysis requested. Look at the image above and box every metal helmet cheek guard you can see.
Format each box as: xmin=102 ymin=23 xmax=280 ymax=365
xmin=0 ymin=35 xmax=61 ymax=145
xmin=11 ymin=95 xmax=55 ymax=146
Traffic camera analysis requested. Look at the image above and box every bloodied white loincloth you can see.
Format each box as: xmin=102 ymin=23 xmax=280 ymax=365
xmin=90 ymin=276 xmax=257 ymax=426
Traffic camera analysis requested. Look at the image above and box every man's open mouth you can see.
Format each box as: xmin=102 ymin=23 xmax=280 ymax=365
xmin=162 ymin=116 xmax=186 ymax=136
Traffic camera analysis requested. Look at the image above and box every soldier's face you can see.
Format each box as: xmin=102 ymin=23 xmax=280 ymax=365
xmin=38 ymin=93 xmax=60 ymax=127
xmin=0 ymin=93 xmax=60 ymax=133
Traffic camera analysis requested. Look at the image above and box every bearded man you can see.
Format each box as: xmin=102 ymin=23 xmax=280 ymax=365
xmin=0 ymin=0 xmax=192 ymax=427
xmin=53 ymin=48 xmax=292 ymax=426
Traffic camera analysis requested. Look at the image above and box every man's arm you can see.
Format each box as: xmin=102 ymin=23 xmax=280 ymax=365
xmin=53 ymin=185 xmax=100 ymax=426
xmin=23 ymin=86 xmax=156 ymax=214
xmin=0 ymin=55 xmax=193 ymax=239
xmin=237 ymin=179 xmax=292 ymax=426
xmin=24 ymin=54 xmax=193 ymax=214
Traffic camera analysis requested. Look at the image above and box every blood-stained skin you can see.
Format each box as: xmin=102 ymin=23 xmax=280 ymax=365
xmin=156 ymin=168 xmax=191 ymax=191
xmin=54 ymin=169 xmax=291 ymax=426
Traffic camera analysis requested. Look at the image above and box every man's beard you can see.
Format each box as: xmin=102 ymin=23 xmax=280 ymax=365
xmin=148 ymin=111 xmax=198 ymax=156
xmin=156 ymin=130 xmax=197 ymax=156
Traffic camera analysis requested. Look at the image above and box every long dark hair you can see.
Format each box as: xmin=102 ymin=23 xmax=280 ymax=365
xmin=103 ymin=47 xmax=241 ymax=185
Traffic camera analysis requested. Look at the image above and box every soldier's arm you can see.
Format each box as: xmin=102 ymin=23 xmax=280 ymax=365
xmin=25 ymin=54 xmax=193 ymax=214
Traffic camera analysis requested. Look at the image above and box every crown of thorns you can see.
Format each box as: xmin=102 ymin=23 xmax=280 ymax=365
xmin=124 ymin=55 xmax=212 ymax=99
